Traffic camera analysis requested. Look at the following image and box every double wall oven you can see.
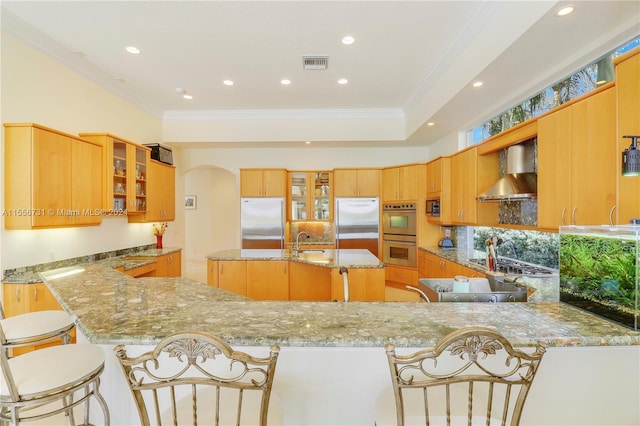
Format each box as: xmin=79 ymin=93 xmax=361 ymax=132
xmin=381 ymin=202 xmax=417 ymax=267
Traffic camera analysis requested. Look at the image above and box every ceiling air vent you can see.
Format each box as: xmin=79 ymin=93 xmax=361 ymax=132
xmin=303 ymin=56 xmax=328 ymax=70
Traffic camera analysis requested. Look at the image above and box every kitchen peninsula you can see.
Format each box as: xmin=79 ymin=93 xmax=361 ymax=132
xmin=37 ymin=255 xmax=640 ymax=426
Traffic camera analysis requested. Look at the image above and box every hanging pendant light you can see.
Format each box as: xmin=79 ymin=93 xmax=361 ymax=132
xmin=622 ymin=135 xmax=640 ymax=176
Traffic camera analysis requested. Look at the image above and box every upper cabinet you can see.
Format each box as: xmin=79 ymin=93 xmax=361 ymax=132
xmin=616 ymin=48 xmax=640 ymax=224
xmin=450 ymin=148 xmax=478 ymax=225
xmin=426 ymin=157 xmax=451 ymax=225
xmin=4 ymin=123 xmax=102 ymax=229
xmin=288 ymin=171 xmax=332 ymax=221
xmin=240 ymin=169 xmax=287 ymax=197
xmin=333 ymin=168 xmax=380 ymax=197
xmin=538 ymin=87 xmax=617 ymax=229
xmin=80 ymin=133 xmax=150 ymax=216
xmin=382 ymin=164 xmax=421 ymax=201
xmin=129 ymin=160 xmax=176 ymax=223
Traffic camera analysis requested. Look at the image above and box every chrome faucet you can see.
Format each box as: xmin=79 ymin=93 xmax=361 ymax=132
xmin=294 ymin=231 xmax=310 ymax=255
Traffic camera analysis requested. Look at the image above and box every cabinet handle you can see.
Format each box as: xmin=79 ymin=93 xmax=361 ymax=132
xmin=561 ymin=208 xmax=567 ymax=226
xmin=609 ymin=205 xmax=617 ymax=226
xmin=571 ymin=207 xmax=577 ymax=225
xmin=16 ymin=287 xmax=20 ymax=303
xmin=220 ymin=264 xmax=224 ymax=274
xmin=33 ymin=287 xmax=37 ymax=301
xmin=284 ymin=263 xmax=287 ymax=274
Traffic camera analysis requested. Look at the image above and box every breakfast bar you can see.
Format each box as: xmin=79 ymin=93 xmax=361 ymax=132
xmin=39 ymin=256 xmax=640 ymax=425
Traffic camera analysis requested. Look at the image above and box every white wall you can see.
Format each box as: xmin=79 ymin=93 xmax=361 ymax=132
xmin=1 ymin=33 xmax=163 ymax=270
xmin=184 ymin=166 xmax=239 ymax=259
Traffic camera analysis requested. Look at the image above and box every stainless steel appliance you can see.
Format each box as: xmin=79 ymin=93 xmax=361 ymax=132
xmin=382 ymin=202 xmax=417 ymax=236
xmin=419 ymin=276 xmax=528 ymax=302
xmin=335 ymin=198 xmax=379 ymax=257
xmin=240 ymin=197 xmax=285 ymax=249
xmin=426 ymin=198 xmax=440 ymax=217
xmin=382 ymin=202 xmax=417 ymax=267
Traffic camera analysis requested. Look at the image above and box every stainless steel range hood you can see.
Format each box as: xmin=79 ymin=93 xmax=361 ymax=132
xmin=477 ymin=143 xmax=537 ymax=202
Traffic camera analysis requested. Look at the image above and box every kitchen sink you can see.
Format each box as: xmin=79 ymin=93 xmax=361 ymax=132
xmin=418 ymin=276 xmax=527 ymax=302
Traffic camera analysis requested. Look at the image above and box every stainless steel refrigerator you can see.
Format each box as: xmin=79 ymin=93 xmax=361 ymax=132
xmin=335 ymin=197 xmax=380 ymax=257
xmin=241 ymin=198 xmax=286 ymax=249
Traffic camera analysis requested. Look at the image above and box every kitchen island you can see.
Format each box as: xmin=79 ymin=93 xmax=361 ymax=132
xmin=206 ymin=248 xmax=386 ymax=301
xmin=39 ymin=260 xmax=640 ymax=425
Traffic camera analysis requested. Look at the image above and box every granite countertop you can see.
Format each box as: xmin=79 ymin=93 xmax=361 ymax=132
xmin=3 ymin=247 xmax=182 ymax=283
xmin=206 ymin=248 xmax=385 ymax=269
xmin=38 ymin=262 xmax=640 ymax=349
xmin=419 ymin=246 xmax=561 ymax=302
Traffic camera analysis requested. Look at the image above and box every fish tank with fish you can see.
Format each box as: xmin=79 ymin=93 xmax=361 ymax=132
xmin=559 ymin=226 xmax=639 ymax=330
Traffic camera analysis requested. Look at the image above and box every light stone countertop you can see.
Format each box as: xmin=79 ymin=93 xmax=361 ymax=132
xmin=206 ymin=248 xmax=385 ymax=269
xmin=38 ymin=260 xmax=640 ymax=349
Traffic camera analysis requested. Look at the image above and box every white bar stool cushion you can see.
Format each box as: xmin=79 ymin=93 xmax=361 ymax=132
xmin=0 ymin=344 xmax=104 ymax=397
xmin=0 ymin=310 xmax=73 ymax=342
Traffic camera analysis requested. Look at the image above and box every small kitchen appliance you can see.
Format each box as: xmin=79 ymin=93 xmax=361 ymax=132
xmin=144 ymin=143 xmax=173 ymax=165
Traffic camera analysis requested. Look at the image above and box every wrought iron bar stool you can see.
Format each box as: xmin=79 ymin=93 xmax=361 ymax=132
xmin=0 ymin=305 xmax=75 ymax=358
xmin=0 ymin=322 xmax=110 ymax=425
xmin=115 ymin=330 xmax=281 ymax=426
xmin=377 ymin=326 xmax=546 ymax=426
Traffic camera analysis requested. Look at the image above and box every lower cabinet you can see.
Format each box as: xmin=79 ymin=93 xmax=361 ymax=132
xmin=289 ymin=262 xmax=332 ymax=301
xmin=418 ymin=250 xmax=485 ymax=279
xmin=385 ymin=265 xmax=419 ymax=289
xmin=2 ymin=282 xmax=75 ymax=354
xmin=218 ymin=260 xmax=247 ymax=296
xmin=207 ymin=259 xmax=385 ymax=302
xmin=247 ymin=261 xmax=289 ymax=301
xmin=156 ymin=252 xmax=181 ymax=277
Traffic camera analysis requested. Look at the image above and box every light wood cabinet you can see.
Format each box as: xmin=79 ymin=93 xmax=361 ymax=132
xmin=616 ymin=48 xmax=640 ymax=224
xmin=382 ymin=165 xmax=420 ymax=201
xmin=426 ymin=159 xmax=443 ymax=195
xmin=418 ymin=251 xmax=485 ymax=279
xmin=288 ymin=171 xmax=332 ymax=221
xmin=450 ymin=148 xmax=478 ymax=225
xmin=289 ymin=262 xmax=332 ymax=301
xmin=333 ymin=168 xmax=380 ymax=197
xmin=331 ymin=267 xmax=385 ymax=301
xmin=156 ymin=251 xmax=181 ymax=277
xmin=2 ymin=282 xmax=63 ymax=318
xmin=247 ymin=261 xmax=289 ymax=300
xmin=240 ymin=169 xmax=287 ymax=197
xmin=79 ymin=133 xmax=150 ymax=215
xmin=385 ymin=265 xmax=419 ymax=287
xmin=218 ymin=261 xmax=247 ymax=296
xmin=2 ymin=282 xmax=74 ymax=354
xmin=538 ymin=87 xmax=617 ymax=229
xmin=4 ymin=124 xmax=102 ymax=229
xmin=129 ymin=160 xmax=175 ymax=222
xmin=426 ymin=157 xmax=451 ymax=225
xmin=207 ymin=259 xmax=218 ymax=287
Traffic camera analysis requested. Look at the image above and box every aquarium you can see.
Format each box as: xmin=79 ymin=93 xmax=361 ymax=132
xmin=559 ymin=226 xmax=639 ymax=330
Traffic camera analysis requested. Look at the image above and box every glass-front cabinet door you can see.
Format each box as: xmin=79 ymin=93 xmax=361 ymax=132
xmin=313 ymin=172 xmax=331 ymax=220
xmin=288 ymin=171 xmax=332 ymax=221
xmin=290 ymin=172 xmax=308 ymax=220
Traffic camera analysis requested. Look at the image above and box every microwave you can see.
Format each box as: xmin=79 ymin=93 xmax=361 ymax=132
xmin=426 ymin=198 xmax=440 ymax=217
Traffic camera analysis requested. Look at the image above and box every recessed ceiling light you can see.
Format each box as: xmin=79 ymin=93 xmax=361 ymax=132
xmin=427 ymin=122 xmax=435 ymax=126
xmin=223 ymin=80 xmax=234 ymax=86
xmin=125 ymin=46 xmax=141 ymax=55
xmin=341 ymin=35 xmax=355 ymax=45
xmin=281 ymin=79 xmax=291 ymax=85
xmin=472 ymin=81 xmax=483 ymax=88
xmin=338 ymin=78 xmax=349 ymax=85
xmin=556 ymin=6 xmax=575 ymax=16
xmin=305 ymin=141 xmax=311 ymax=145
xmin=182 ymin=94 xmax=193 ymax=100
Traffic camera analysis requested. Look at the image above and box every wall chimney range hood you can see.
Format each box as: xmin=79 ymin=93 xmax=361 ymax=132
xmin=477 ymin=142 xmax=537 ymax=202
